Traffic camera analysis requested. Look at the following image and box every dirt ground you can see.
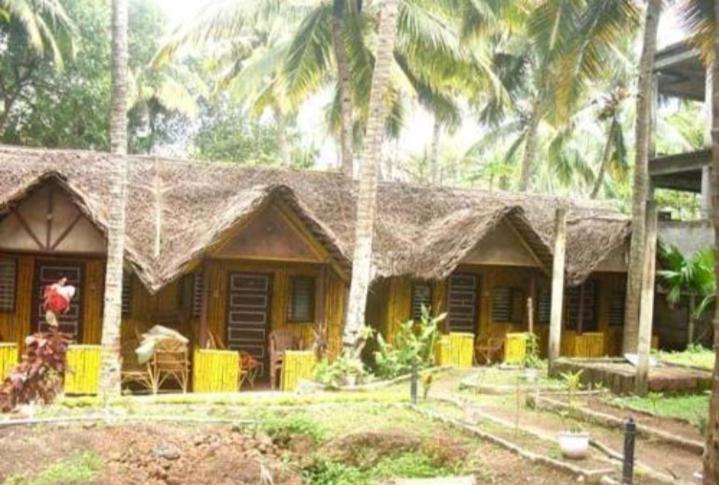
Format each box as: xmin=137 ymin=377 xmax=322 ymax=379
xmin=0 ymin=420 xmax=576 ymax=484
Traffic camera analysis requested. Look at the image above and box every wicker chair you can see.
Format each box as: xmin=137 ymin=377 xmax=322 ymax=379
xmin=120 ymin=336 xmax=154 ymax=393
xmin=269 ymin=330 xmax=301 ymax=390
xmin=150 ymin=338 xmax=190 ymax=394
xmin=475 ymin=337 xmax=504 ymax=365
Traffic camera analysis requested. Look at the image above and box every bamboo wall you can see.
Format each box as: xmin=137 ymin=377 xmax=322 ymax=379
xmin=204 ymin=259 xmax=346 ymax=359
xmin=0 ymin=255 xmax=105 ymax=350
xmin=378 ymin=267 xmax=628 ymax=358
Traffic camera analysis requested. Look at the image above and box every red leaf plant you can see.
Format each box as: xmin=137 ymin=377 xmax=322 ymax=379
xmin=0 ymin=329 xmax=71 ymax=412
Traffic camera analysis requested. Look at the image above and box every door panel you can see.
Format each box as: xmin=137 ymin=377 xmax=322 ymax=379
xmin=227 ymin=273 xmax=271 ymax=379
xmin=33 ymin=260 xmax=84 ymax=340
xmin=446 ymin=273 xmax=479 ymax=334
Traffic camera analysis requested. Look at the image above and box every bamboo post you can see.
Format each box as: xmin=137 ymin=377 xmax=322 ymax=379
xmin=636 ymin=201 xmax=658 ymax=395
xmin=548 ymin=208 xmax=567 ymax=371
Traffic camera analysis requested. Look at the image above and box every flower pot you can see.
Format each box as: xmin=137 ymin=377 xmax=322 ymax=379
xmin=344 ymin=374 xmax=358 ymax=387
xmin=558 ymin=431 xmax=590 ymax=459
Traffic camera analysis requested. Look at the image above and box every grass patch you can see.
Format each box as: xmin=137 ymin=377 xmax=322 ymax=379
xmin=303 ymin=452 xmax=460 ymax=484
xmin=656 ymin=347 xmax=714 ymax=370
xmin=256 ymin=410 xmax=326 ymax=444
xmin=4 ymin=452 xmax=101 ymax=485
xmin=611 ymin=393 xmax=710 ymax=427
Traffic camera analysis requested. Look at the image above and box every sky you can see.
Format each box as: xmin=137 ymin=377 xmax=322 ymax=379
xmin=154 ymin=1 xmax=690 ymax=171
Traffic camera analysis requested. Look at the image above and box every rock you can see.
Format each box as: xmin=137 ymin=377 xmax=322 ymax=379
xmin=153 ymin=444 xmax=181 ymax=461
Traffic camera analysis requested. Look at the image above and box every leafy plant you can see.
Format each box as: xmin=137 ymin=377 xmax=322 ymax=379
xmin=560 ymin=370 xmax=584 ymax=409
xmin=647 ymin=392 xmax=662 ymax=415
xmin=373 ymin=306 xmax=445 ymax=379
xmin=0 ymin=329 xmax=71 ymax=412
xmin=522 ymin=332 xmax=542 ymax=369
xmin=257 ymin=411 xmax=325 ymax=445
xmin=314 ymin=352 xmax=367 ymax=389
xmin=5 ymin=452 xmax=101 ymax=485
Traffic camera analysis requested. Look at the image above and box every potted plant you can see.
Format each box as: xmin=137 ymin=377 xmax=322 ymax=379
xmin=558 ymin=370 xmax=589 ymax=459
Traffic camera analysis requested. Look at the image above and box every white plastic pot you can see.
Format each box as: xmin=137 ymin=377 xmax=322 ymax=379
xmin=558 ymin=431 xmax=590 ymax=459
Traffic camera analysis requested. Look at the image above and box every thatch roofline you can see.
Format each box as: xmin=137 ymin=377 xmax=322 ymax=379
xmin=0 ymin=144 xmax=631 ymax=292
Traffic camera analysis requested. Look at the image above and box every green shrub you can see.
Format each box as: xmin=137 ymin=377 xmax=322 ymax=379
xmin=314 ymin=351 xmax=367 ymax=389
xmin=257 ymin=411 xmax=325 ymax=445
xmin=371 ymin=452 xmax=458 ymax=479
xmin=302 ymin=458 xmax=369 ymax=485
xmin=373 ymin=306 xmax=445 ymax=379
xmin=5 ymin=452 xmax=101 ymax=485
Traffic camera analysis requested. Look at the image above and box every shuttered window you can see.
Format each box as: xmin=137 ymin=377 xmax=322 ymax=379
xmin=0 ymin=258 xmax=16 ymax=313
xmin=411 ymin=281 xmax=432 ymax=320
xmin=287 ymin=276 xmax=315 ymax=323
xmin=492 ymin=287 xmax=524 ymax=323
xmin=609 ymin=290 xmax=625 ymax=326
xmin=537 ymin=287 xmax=551 ymax=324
xmin=121 ymin=272 xmax=132 ymax=316
xmin=565 ymin=280 xmax=598 ymax=331
xmin=191 ymin=272 xmax=204 ymax=320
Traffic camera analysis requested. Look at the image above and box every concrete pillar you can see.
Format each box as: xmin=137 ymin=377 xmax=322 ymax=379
xmin=636 ymin=201 xmax=658 ymax=395
xmin=701 ymin=165 xmax=713 ymax=220
xmin=548 ymin=208 xmax=567 ymax=371
xmin=706 ymin=64 xmax=713 ymax=146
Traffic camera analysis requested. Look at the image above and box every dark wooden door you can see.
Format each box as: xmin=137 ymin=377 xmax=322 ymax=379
xmin=446 ymin=273 xmax=479 ymax=333
xmin=227 ymin=272 xmax=272 ymax=379
xmin=33 ymin=260 xmax=84 ymax=340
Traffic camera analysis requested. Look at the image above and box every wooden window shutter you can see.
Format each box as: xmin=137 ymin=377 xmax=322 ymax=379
xmin=609 ymin=290 xmax=625 ymax=326
xmin=0 ymin=258 xmax=16 ymax=313
xmin=565 ymin=280 xmax=598 ymax=331
xmin=121 ymin=272 xmax=132 ymax=317
xmin=287 ymin=276 xmax=315 ymax=323
xmin=492 ymin=287 xmax=513 ymax=322
xmin=191 ymin=272 xmax=204 ymax=320
xmin=537 ymin=287 xmax=551 ymax=324
xmin=411 ymin=281 xmax=432 ymax=320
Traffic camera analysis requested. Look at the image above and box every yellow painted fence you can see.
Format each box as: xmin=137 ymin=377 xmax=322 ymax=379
xmin=504 ymin=333 xmax=528 ymax=365
xmin=64 ymin=345 xmax=102 ymax=395
xmin=193 ymin=349 xmax=239 ymax=393
xmin=0 ymin=343 xmax=18 ymax=380
xmin=281 ymin=350 xmax=316 ymax=391
xmin=561 ymin=332 xmax=605 ymax=358
xmin=435 ymin=333 xmax=474 ymax=368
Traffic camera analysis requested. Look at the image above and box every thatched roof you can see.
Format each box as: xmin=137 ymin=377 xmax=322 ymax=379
xmin=0 ymin=144 xmax=630 ymax=292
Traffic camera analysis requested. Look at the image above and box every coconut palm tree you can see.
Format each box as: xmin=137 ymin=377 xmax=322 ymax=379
xmin=623 ymin=0 xmax=662 ymax=355
xmin=343 ymin=0 xmax=400 ymax=350
xmin=99 ymin=0 xmax=128 ymax=395
xmin=467 ymin=0 xmax=640 ymax=192
xmin=590 ymin=84 xmax=630 ymax=198
xmin=0 ymin=0 xmax=76 ymax=64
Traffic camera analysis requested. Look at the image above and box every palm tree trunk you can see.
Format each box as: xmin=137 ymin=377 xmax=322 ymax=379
xmin=333 ymin=0 xmax=354 ymax=177
xmin=688 ymin=293 xmax=696 ymax=346
xmin=430 ymin=118 xmax=441 ymax=185
xmin=100 ymin=0 xmax=129 ymax=395
xmin=590 ymin=118 xmax=618 ymax=199
xmin=517 ymin=101 xmax=540 ymax=192
xmin=704 ymin=1 xmax=719 ymax=480
xmin=342 ymin=0 xmax=400 ymax=351
xmin=623 ymin=0 xmax=661 ymax=354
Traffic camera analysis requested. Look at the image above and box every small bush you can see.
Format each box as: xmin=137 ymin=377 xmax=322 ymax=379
xmin=373 ymin=306 xmax=445 ymax=379
xmin=314 ymin=352 xmax=367 ymax=389
xmin=5 ymin=452 xmax=101 ymax=485
xmin=258 ymin=411 xmax=325 ymax=445
xmin=302 ymin=458 xmax=369 ymax=485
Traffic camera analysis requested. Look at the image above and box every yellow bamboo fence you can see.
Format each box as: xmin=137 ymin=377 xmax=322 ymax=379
xmin=561 ymin=332 xmax=605 ymax=358
xmin=504 ymin=333 xmax=528 ymax=364
xmin=280 ymin=350 xmax=316 ymax=391
xmin=64 ymin=345 xmax=102 ymax=395
xmin=193 ymin=349 xmax=239 ymax=393
xmin=0 ymin=343 xmax=18 ymax=380
xmin=435 ymin=333 xmax=474 ymax=368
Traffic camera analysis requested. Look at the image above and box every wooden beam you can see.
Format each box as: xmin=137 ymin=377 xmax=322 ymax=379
xmin=636 ymin=202 xmax=658 ymax=395
xmin=10 ymin=207 xmax=45 ymax=250
xmin=51 ymin=212 xmax=82 ymax=250
xmin=548 ymin=208 xmax=567 ymax=370
xmin=199 ymin=259 xmax=210 ymax=348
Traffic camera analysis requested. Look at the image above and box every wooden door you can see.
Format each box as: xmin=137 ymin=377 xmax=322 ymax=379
xmin=446 ymin=273 xmax=479 ymax=334
xmin=226 ymin=272 xmax=272 ymax=379
xmin=33 ymin=260 xmax=84 ymax=340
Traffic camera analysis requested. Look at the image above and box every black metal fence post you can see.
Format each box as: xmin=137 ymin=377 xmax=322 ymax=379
xmin=623 ymin=417 xmax=636 ymax=484
xmin=410 ymin=362 xmax=418 ymax=405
